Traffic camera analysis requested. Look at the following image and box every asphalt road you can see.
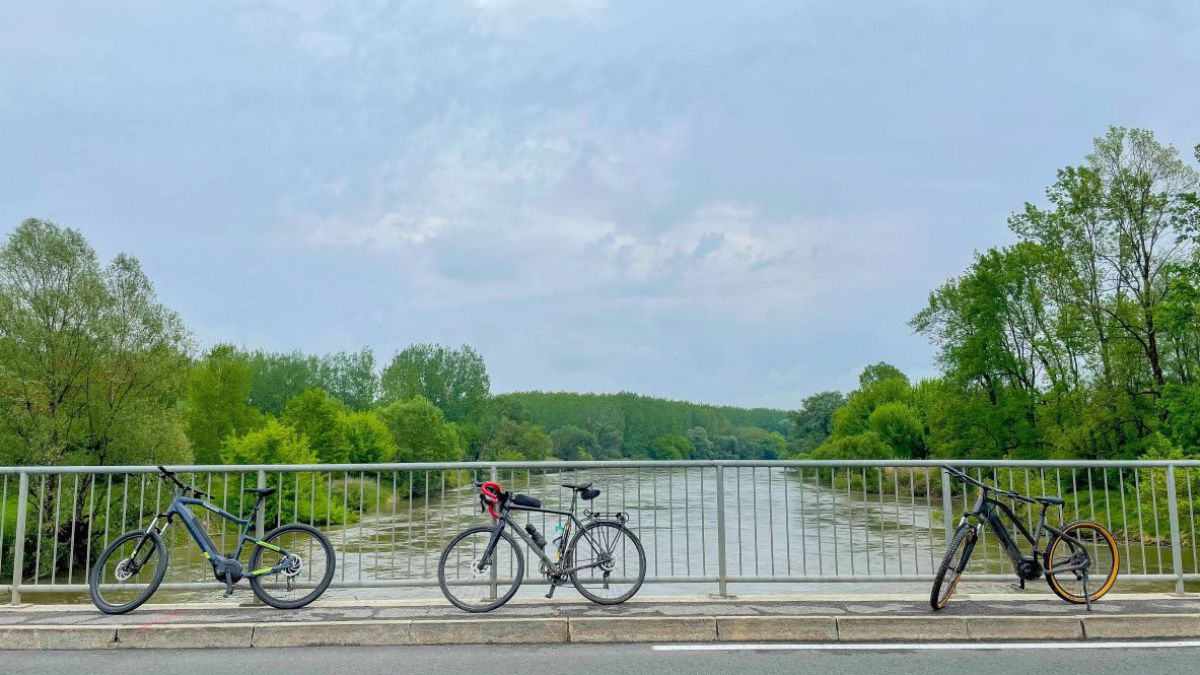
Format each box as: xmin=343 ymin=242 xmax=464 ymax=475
xmin=4 ymin=642 xmax=1199 ymax=674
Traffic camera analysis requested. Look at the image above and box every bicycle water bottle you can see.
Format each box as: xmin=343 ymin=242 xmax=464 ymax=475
xmin=525 ymin=524 xmax=547 ymax=550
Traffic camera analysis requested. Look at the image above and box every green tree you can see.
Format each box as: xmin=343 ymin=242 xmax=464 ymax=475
xmin=685 ymin=426 xmax=713 ymax=459
xmin=343 ymin=411 xmax=395 ymax=463
xmin=649 ymin=433 xmax=693 ymax=460
xmin=789 ymin=391 xmax=846 ymax=454
xmin=221 ymin=418 xmax=318 ymax=465
xmin=316 ymin=349 xmax=378 ymax=410
xmin=376 ymin=396 xmax=464 ymax=463
xmin=246 ymin=350 xmax=318 ymax=415
xmin=380 ymin=344 xmax=490 ymax=423
xmin=812 ymin=431 xmax=895 ymax=460
xmin=281 ymin=388 xmax=349 ymax=463
xmin=187 ymin=344 xmax=261 ymax=464
xmin=868 ymin=402 xmax=927 ymax=459
xmin=734 ymin=426 xmax=787 ymax=459
xmin=551 ymin=425 xmax=596 ymax=461
xmin=0 ymin=219 xmax=193 ymax=467
xmin=480 ymin=418 xmax=552 ymax=461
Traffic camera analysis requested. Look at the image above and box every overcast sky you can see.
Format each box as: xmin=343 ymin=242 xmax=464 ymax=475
xmin=1 ymin=1 xmax=1197 ymax=409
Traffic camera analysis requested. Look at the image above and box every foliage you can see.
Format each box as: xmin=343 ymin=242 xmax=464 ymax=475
xmin=380 ymin=344 xmax=490 ymax=423
xmin=649 ymin=433 xmax=693 ymax=460
xmin=0 ymin=219 xmax=193 ymax=467
xmin=221 ymin=418 xmax=318 ymax=465
xmin=343 ymin=410 xmax=395 ymax=463
xmin=281 ymin=388 xmax=349 ymax=463
xmin=551 ymin=425 xmax=596 ymax=461
xmin=375 ymin=396 xmax=464 ymax=464
xmin=187 ymin=344 xmax=261 ymax=464
xmin=912 ymin=127 xmax=1200 ymax=460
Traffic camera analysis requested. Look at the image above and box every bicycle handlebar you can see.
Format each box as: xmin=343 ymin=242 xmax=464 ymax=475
xmin=157 ymin=465 xmax=213 ymax=500
xmin=941 ymin=465 xmax=1035 ymax=504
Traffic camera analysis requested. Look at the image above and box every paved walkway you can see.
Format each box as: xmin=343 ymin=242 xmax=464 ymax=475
xmin=1 ymin=593 xmax=1195 ymax=626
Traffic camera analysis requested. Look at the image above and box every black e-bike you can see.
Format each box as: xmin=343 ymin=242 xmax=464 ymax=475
xmin=88 ymin=466 xmax=335 ymax=614
xmin=931 ymin=465 xmax=1119 ymax=610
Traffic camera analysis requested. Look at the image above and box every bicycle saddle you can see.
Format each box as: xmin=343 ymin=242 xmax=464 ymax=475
xmin=1034 ymin=495 xmax=1065 ymax=506
xmin=512 ymin=493 xmax=541 ymax=508
xmin=562 ymin=482 xmax=594 ymax=491
xmin=243 ymin=487 xmax=277 ymax=497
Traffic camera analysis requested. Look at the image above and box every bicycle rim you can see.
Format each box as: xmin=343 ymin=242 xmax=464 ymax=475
xmin=933 ymin=527 xmax=972 ymax=609
xmin=439 ymin=527 xmax=524 ymax=612
xmin=1046 ymin=521 xmax=1119 ymax=603
xmin=91 ymin=531 xmax=167 ymax=613
xmin=568 ymin=521 xmax=646 ymax=604
xmin=250 ymin=525 xmax=335 ymax=609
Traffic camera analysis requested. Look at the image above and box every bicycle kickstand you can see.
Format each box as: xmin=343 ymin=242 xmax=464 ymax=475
xmin=223 ymin=570 xmax=236 ymax=598
xmin=1082 ymin=574 xmax=1091 ymax=612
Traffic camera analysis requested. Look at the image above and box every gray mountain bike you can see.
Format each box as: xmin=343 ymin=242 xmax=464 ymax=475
xmin=438 ymin=480 xmax=647 ymax=612
xmin=88 ymin=466 xmax=335 ymax=614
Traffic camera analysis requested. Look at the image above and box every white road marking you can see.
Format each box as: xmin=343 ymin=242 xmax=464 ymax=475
xmin=653 ymin=640 xmax=1200 ymax=652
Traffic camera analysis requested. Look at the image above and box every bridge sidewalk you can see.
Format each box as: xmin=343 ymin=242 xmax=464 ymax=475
xmin=1 ymin=594 xmax=1198 ymax=649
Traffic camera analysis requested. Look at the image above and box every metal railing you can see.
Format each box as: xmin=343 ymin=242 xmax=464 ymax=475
xmin=2 ymin=459 xmax=1198 ymax=603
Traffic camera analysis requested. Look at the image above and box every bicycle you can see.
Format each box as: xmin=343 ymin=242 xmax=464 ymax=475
xmin=931 ymin=465 xmax=1119 ymax=611
xmin=88 ymin=466 xmax=336 ymax=614
xmin=438 ymin=479 xmax=647 ymax=612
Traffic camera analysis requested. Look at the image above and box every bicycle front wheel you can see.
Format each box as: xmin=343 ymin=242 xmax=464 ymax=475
xmin=438 ymin=525 xmax=524 ymax=613
xmin=567 ymin=520 xmax=646 ymax=605
xmin=89 ymin=530 xmax=168 ymax=614
xmin=930 ymin=524 xmax=975 ymax=610
xmin=1045 ymin=520 xmax=1119 ymax=604
xmin=249 ymin=523 xmax=336 ymax=609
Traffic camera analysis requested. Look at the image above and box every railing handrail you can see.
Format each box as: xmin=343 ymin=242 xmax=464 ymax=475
xmin=0 ymin=458 xmax=1197 ymax=474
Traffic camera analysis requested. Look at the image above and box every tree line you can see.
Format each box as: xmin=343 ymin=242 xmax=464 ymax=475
xmin=796 ymin=128 xmax=1200 ymax=462
xmin=0 ymin=225 xmax=791 ymax=469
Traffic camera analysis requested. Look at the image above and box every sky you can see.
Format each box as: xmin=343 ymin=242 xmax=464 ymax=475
xmin=1 ymin=1 xmax=1197 ymax=409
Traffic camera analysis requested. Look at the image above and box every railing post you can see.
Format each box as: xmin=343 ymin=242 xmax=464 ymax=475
xmin=10 ymin=471 xmax=28 ymax=605
xmin=1166 ymin=465 xmax=1186 ymax=596
xmin=716 ymin=464 xmax=729 ymax=597
xmin=256 ymin=469 xmax=266 ymax=539
xmin=488 ymin=464 xmax=498 ymax=601
xmin=941 ymin=468 xmax=954 ymax=546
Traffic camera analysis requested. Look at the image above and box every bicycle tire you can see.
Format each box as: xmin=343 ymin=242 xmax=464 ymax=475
xmin=89 ymin=530 xmax=169 ymax=615
xmin=930 ymin=523 xmax=975 ymax=610
xmin=1045 ymin=520 xmax=1119 ymax=604
xmin=567 ymin=520 xmax=646 ymax=605
xmin=249 ymin=523 xmax=336 ymax=609
xmin=438 ymin=525 xmax=524 ymax=613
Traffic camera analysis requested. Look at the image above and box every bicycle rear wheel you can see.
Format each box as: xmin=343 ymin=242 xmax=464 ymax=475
xmin=567 ymin=520 xmax=646 ymax=605
xmin=89 ymin=530 xmax=168 ymax=614
xmin=1045 ymin=520 xmax=1119 ymax=604
xmin=930 ymin=524 xmax=975 ymax=610
xmin=438 ymin=525 xmax=524 ymax=613
xmin=249 ymin=523 xmax=336 ymax=609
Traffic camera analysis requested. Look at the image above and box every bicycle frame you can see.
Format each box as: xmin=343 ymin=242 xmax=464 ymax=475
xmin=481 ymin=491 xmax=615 ymax=576
xmin=132 ymin=492 xmax=291 ymax=578
xmin=959 ymin=488 xmax=1091 ymax=577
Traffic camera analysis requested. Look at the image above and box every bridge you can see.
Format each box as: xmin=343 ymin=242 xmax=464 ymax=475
xmin=1 ymin=460 xmax=1199 ymax=660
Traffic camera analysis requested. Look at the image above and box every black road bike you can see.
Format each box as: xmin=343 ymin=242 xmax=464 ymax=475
xmin=931 ymin=466 xmax=1119 ymax=610
xmin=88 ymin=466 xmax=336 ymax=614
xmin=438 ymin=480 xmax=647 ymax=612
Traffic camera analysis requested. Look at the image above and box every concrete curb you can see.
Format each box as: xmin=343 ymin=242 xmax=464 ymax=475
xmin=3 ymin=614 xmax=1200 ymax=650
